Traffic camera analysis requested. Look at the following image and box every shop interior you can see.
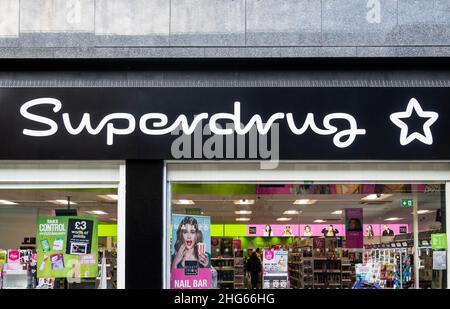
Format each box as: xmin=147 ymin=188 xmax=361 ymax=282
xmin=0 ymin=189 xmax=118 ymax=289
xmin=170 ymin=183 xmax=447 ymax=289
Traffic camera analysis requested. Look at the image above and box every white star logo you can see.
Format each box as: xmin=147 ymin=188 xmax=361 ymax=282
xmin=389 ymin=98 xmax=439 ymax=146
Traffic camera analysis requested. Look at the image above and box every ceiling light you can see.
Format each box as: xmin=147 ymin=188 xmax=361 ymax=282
xmin=385 ymin=217 xmax=403 ymax=221
xmin=0 ymin=200 xmax=18 ymax=205
xmin=236 ymin=218 xmax=251 ymax=222
xmin=48 ymin=200 xmax=78 ymax=205
xmin=415 ymin=210 xmax=434 ymax=215
xmin=276 ymin=217 xmax=292 ymax=222
xmin=293 ymin=199 xmax=317 ymax=205
xmin=314 ymin=219 xmax=327 ymax=223
xmin=87 ymin=210 xmax=108 ymax=215
xmin=235 ymin=210 xmax=252 ymax=215
xmin=331 ymin=210 xmax=343 ymax=215
xmin=98 ymin=194 xmax=118 ymax=201
xmin=361 ymin=194 xmax=392 ymax=201
xmin=283 ymin=210 xmax=300 ymax=215
xmin=234 ymin=199 xmax=255 ymax=205
xmin=173 ymin=199 xmax=195 ymax=205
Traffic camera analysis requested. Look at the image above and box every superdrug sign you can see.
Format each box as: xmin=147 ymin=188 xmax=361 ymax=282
xmin=0 ymin=87 xmax=449 ymax=160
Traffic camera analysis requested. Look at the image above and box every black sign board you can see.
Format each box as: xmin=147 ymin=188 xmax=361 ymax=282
xmin=1 ymin=87 xmax=449 ymax=160
xmin=65 ymin=218 xmax=94 ymax=255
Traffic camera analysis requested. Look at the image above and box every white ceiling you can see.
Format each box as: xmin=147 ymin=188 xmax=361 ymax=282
xmin=0 ymin=189 xmax=117 ymax=223
xmin=172 ymin=191 xmax=442 ymax=225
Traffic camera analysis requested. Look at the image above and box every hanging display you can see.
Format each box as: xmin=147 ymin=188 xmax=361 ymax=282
xmin=36 ymin=216 xmax=98 ymax=278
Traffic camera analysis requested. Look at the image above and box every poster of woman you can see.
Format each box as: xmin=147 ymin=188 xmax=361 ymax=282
xmin=171 ymin=214 xmax=211 ymax=289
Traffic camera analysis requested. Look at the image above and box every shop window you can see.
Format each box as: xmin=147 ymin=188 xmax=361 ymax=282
xmin=0 ymin=189 xmax=118 ymax=289
xmin=168 ymin=183 xmax=446 ymax=289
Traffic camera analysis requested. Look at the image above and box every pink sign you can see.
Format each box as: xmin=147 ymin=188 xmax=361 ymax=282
xmin=363 ymin=224 xmax=409 ymax=237
xmin=7 ymin=250 xmax=21 ymax=270
xmin=264 ymin=250 xmax=274 ymax=260
xmin=170 ymin=268 xmax=211 ymax=289
xmin=247 ymin=224 xmax=409 ymax=237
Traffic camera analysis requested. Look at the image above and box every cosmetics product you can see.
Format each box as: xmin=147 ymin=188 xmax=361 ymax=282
xmin=52 ymin=238 xmax=64 ymax=251
xmin=50 ymin=253 xmax=64 ymax=271
xmin=41 ymin=239 xmax=50 ymax=252
xmin=39 ymin=255 xmax=49 ymax=271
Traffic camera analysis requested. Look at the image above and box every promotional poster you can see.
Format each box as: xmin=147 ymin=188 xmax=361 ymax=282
xmin=262 ymin=250 xmax=289 ymax=289
xmin=36 ymin=216 xmax=98 ymax=278
xmin=345 ymin=209 xmax=364 ymax=248
xmin=171 ymin=214 xmax=211 ymax=289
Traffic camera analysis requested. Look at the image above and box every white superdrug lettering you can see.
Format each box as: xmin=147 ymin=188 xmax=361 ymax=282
xmin=20 ymin=98 xmax=62 ymax=137
xmin=20 ymin=98 xmax=367 ymax=148
xmin=62 ymin=112 xmax=136 ymax=146
xmin=287 ymin=112 xmax=366 ymax=148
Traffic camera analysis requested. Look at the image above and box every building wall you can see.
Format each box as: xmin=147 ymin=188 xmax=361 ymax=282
xmin=0 ymin=0 xmax=450 ymax=58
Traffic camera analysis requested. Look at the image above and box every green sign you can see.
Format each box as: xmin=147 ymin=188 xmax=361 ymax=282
xmin=431 ymin=233 xmax=447 ymax=249
xmin=185 ymin=208 xmax=202 ymax=215
xmin=36 ymin=216 xmax=98 ymax=278
xmin=0 ymin=250 xmax=6 ymax=264
xmin=401 ymin=199 xmax=413 ymax=207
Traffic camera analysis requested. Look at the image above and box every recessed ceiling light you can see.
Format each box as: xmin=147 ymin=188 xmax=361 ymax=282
xmin=361 ymin=194 xmax=392 ymax=201
xmin=385 ymin=217 xmax=403 ymax=221
xmin=48 ymin=200 xmax=78 ymax=205
xmin=0 ymin=200 xmax=18 ymax=205
xmin=293 ymin=199 xmax=317 ymax=205
xmin=98 ymin=194 xmax=118 ymax=201
xmin=173 ymin=199 xmax=195 ymax=205
xmin=314 ymin=219 xmax=327 ymax=223
xmin=234 ymin=199 xmax=255 ymax=205
xmin=414 ymin=210 xmax=434 ymax=215
xmin=236 ymin=218 xmax=251 ymax=222
xmin=331 ymin=210 xmax=343 ymax=215
xmin=276 ymin=217 xmax=292 ymax=222
xmin=283 ymin=210 xmax=300 ymax=215
xmin=87 ymin=210 xmax=108 ymax=215
xmin=235 ymin=210 xmax=252 ymax=215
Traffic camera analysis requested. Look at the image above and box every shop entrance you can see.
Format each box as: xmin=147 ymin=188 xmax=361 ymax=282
xmin=165 ymin=163 xmax=450 ymax=290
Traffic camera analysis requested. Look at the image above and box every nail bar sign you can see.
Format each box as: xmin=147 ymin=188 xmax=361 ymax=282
xmin=0 ymin=87 xmax=449 ymax=160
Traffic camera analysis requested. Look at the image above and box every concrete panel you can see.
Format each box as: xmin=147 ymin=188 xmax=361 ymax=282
xmin=19 ymin=33 xmax=95 ymax=48
xmin=394 ymin=0 xmax=450 ymax=45
xmin=95 ymin=0 xmax=169 ymax=42
xmin=170 ymin=0 xmax=245 ymax=46
xmin=246 ymin=0 xmax=321 ymax=46
xmin=204 ymin=47 xmax=281 ymax=57
xmin=398 ymin=0 xmax=450 ymax=25
xmin=0 ymin=0 xmax=19 ymax=38
xmin=20 ymin=0 xmax=94 ymax=32
xmin=322 ymin=0 xmax=398 ymax=45
xmin=357 ymin=46 xmax=450 ymax=57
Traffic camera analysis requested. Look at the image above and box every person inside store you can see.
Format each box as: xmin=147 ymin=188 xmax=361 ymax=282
xmin=246 ymin=251 xmax=262 ymax=289
xmin=264 ymin=224 xmax=273 ymax=237
xmin=321 ymin=225 xmax=339 ymax=237
xmin=382 ymin=224 xmax=394 ymax=236
xmin=303 ymin=225 xmax=313 ymax=237
xmin=171 ymin=216 xmax=210 ymax=269
xmin=366 ymin=225 xmax=374 ymax=238
xmin=255 ymin=248 xmax=262 ymax=262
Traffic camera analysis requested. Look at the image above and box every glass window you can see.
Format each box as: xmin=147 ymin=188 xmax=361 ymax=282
xmin=168 ymin=182 xmax=446 ymax=289
xmin=0 ymin=189 xmax=118 ymax=289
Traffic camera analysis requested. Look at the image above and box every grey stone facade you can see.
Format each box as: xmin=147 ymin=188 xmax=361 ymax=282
xmin=0 ymin=0 xmax=450 ymax=58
